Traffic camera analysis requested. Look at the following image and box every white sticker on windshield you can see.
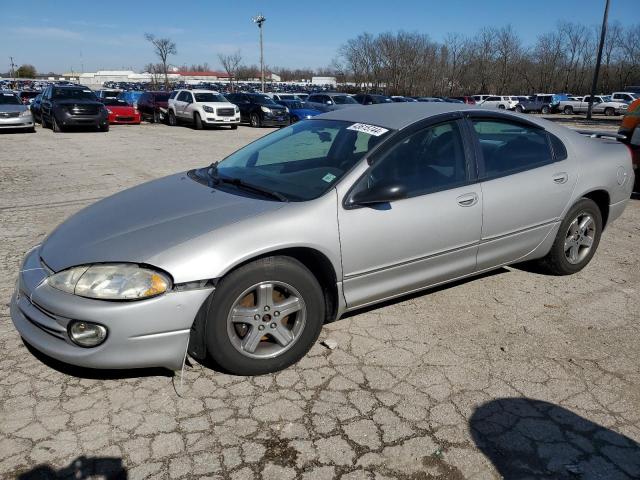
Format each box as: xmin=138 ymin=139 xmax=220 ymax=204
xmin=322 ymin=173 xmax=337 ymax=183
xmin=3 ymin=93 xmax=14 ymax=96
xmin=83 ymin=90 xmax=92 ymax=93
xmin=347 ymin=123 xmax=389 ymax=137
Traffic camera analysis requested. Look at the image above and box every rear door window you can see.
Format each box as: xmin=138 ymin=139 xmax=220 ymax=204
xmin=471 ymin=119 xmax=554 ymax=178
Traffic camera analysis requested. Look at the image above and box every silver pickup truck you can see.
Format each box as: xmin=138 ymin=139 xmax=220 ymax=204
xmin=558 ymin=95 xmax=629 ymax=116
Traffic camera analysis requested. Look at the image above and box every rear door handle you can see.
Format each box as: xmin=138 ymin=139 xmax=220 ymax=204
xmin=553 ymin=172 xmax=569 ymax=184
xmin=457 ymin=192 xmax=478 ymax=207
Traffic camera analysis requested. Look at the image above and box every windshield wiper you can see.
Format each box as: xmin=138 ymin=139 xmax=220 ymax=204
xmin=206 ymin=162 xmax=288 ymax=202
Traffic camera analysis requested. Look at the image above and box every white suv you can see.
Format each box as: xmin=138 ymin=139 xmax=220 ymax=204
xmin=168 ymin=89 xmax=240 ymax=129
xmin=478 ymin=95 xmax=517 ymax=110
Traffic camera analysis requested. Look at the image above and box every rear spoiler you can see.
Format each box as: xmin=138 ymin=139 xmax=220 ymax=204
xmin=576 ymin=130 xmax=627 ymax=141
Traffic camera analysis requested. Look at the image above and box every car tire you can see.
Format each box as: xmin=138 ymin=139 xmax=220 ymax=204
xmin=230 ymin=124 xmax=238 ymax=130
xmin=152 ymin=111 xmax=160 ymax=124
xmin=100 ymin=123 xmax=109 ymax=132
xmin=204 ymin=256 xmax=325 ymax=375
xmin=41 ymin=116 xmax=48 ymax=129
xmin=290 ymin=116 xmax=299 ymax=124
xmin=168 ymin=111 xmax=177 ymax=126
xmin=250 ymin=113 xmax=262 ymax=128
xmin=52 ymin=116 xmax=62 ymax=133
xmin=604 ymin=107 xmax=615 ymax=116
xmin=515 ymin=105 xmax=523 ymax=113
xmin=498 ymin=104 xmax=506 ymax=110
xmin=564 ymin=105 xmax=574 ymax=114
xmin=536 ymin=198 xmax=603 ymax=276
xmin=541 ymin=105 xmax=550 ymax=114
xmin=193 ymin=113 xmax=203 ymax=130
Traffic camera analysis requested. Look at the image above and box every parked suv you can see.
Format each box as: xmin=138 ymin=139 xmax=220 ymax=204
xmin=514 ymin=94 xmax=557 ymax=114
xmin=558 ymin=95 xmax=629 ymax=116
xmin=40 ymin=85 xmax=109 ymax=132
xmin=611 ymin=92 xmax=638 ymax=104
xmin=225 ymin=93 xmax=289 ymax=127
xmin=352 ymin=94 xmax=393 ymax=105
xmin=168 ymin=90 xmax=240 ymax=129
xmin=137 ymin=91 xmax=171 ymax=123
xmin=478 ymin=96 xmax=517 ymax=110
xmin=305 ymin=93 xmax=359 ymax=112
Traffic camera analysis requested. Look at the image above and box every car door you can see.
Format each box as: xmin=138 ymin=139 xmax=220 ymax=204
xmin=467 ymin=114 xmax=577 ymax=269
xmin=483 ymin=96 xmax=500 ymax=108
xmin=176 ymin=91 xmax=190 ymax=119
xmin=41 ymin=87 xmax=52 ymax=121
xmin=337 ymin=118 xmax=483 ymax=308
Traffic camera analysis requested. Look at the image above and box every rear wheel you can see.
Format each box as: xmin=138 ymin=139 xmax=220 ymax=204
xmin=250 ymin=113 xmax=262 ymax=128
xmin=536 ymin=198 xmax=602 ymax=275
xmin=193 ymin=113 xmax=203 ymax=130
xmin=515 ymin=105 xmax=524 ymax=113
xmin=205 ymin=256 xmax=325 ymax=375
xmin=541 ymin=105 xmax=550 ymax=114
xmin=564 ymin=105 xmax=574 ymax=114
xmin=498 ymin=104 xmax=506 ymax=110
xmin=604 ymin=107 xmax=615 ymax=116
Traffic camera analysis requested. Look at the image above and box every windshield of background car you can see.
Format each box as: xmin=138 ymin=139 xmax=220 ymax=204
xmin=286 ymin=101 xmax=304 ymax=109
xmin=194 ymin=92 xmax=227 ymax=102
xmin=52 ymin=88 xmax=97 ymax=100
xmin=0 ymin=93 xmax=21 ymax=105
xmin=601 ymin=96 xmax=613 ymax=102
xmin=193 ymin=119 xmax=391 ymax=201
xmin=154 ymin=93 xmax=171 ymax=102
xmin=250 ymin=95 xmax=278 ymax=106
xmin=102 ymin=98 xmax=129 ymax=106
xmin=332 ymin=95 xmax=358 ymax=105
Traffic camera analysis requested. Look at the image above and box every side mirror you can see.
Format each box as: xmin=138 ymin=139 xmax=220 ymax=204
xmin=350 ymin=183 xmax=407 ymax=206
xmin=326 ymin=100 xmax=333 ymax=105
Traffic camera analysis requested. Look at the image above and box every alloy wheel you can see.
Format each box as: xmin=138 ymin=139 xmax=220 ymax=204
xmin=226 ymin=281 xmax=306 ymax=359
xmin=564 ymin=213 xmax=596 ymax=265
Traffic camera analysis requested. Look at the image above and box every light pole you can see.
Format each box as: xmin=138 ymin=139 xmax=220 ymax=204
xmin=252 ymin=14 xmax=266 ymax=93
xmin=587 ymin=0 xmax=610 ymax=120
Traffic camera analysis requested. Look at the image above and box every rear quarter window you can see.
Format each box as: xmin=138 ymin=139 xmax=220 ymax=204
xmin=549 ymin=133 xmax=568 ymax=161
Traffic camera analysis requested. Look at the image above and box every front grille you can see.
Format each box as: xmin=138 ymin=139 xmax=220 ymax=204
xmin=217 ymin=108 xmax=235 ymax=117
xmin=66 ymin=105 xmax=99 ymax=115
xmin=116 ymin=116 xmax=134 ymax=122
xmin=0 ymin=111 xmax=20 ymax=118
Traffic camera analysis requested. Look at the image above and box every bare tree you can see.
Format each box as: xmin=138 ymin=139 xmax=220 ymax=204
xmin=218 ymin=50 xmax=243 ymax=92
xmin=144 ymin=33 xmax=177 ymax=87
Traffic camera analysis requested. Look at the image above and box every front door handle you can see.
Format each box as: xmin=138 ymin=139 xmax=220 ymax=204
xmin=553 ymin=172 xmax=569 ymax=184
xmin=457 ymin=192 xmax=478 ymax=207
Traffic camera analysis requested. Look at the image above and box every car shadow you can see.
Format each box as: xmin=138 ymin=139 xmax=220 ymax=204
xmin=0 ymin=128 xmax=35 ymax=134
xmin=16 ymin=455 xmax=127 ymax=479
xmin=23 ymin=340 xmax=172 ymax=380
xmin=339 ymin=267 xmax=509 ymax=320
xmin=470 ymin=397 xmax=640 ymax=479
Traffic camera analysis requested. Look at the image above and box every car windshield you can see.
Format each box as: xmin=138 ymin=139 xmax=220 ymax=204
xmin=102 ymin=98 xmax=129 ymax=106
xmin=194 ymin=92 xmax=227 ymax=102
xmin=191 ymin=119 xmax=391 ymax=201
xmin=332 ymin=95 xmax=358 ymax=105
xmin=601 ymin=96 xmax=612 ymax=102
xmin=250 ymin=94 xmax=278 ymax=106
xmin=52 ymin=88 xmax=97 ymax=100
xmin=0 ymin=93 xmax=21 ymax=105
xmin=154 ymin=93 xmax=171 ymax=101
xmin=284 ymin=101 xmax=304 ymax=109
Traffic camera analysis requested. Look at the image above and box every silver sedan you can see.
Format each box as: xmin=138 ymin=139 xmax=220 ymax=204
xmin=11 ymin=103 xmax=634 ymax=375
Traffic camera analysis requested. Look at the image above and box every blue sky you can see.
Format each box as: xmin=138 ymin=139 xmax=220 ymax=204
xmin=0 ymin=0 xmax=637 ymax=74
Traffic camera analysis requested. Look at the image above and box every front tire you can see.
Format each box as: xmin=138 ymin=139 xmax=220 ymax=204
xmin=52 ymin=116 xmax=62 ymax=133
xmin=250 ymin=113 xmax=262 ymax=128
xmin=536 ymin=198 xmax=602 ymax=275
xmin=541 ymin=105 xmax=550 ymax=114
xmin=168 ymin=111 xmax=177 ymax=126
xmin=205 ymin=256 xmax=325 ymax=375
xmin=604 ymin=107 xmax=615 ymax=116
xmin=564 ymin=105 xmax=574 ymax=114
xmin=193 ymin=113 xmax=203 ymax=130
xmin=515 ymin=105 xmax=524 ymax=113
xmin=230 ymin=124 xmax=238 ymax=130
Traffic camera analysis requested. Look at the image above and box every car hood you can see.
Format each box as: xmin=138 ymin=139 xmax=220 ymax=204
xmin=198 ymin=102 xmax=237 ymax=109
xmin=291 ymin=108 xmax=320 ymax=117
xmin=0 ymin=104 xmax=27 ymax=113
xmin=40 ymin=173 xmax=284 ymax=274
xmin=52 ymin=99 xmax=103 ymax=106
xmin=107 ymin=105 xmax=136 ymax=114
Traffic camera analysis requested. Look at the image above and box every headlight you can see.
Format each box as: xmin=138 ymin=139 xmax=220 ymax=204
xmin=260 ymin=106 xmax=271 ymax=113
xmin=235 ymin=107 xmax=239 ymax=113
xmin=203 ymin=105 xmax=214 ymax=113
xmin=48 ymin=264 xmax=171 ymax=300
xmin=20 ymin=110 xmax=32 ymax=117
xmin=284 ymin=107 xmax=289 ymax=113
xmin=106 ymin=109 xmax=113 ymax=114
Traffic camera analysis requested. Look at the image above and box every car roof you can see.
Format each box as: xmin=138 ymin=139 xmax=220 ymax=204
xmin=315 ymin=103 xmax=477 ymax=130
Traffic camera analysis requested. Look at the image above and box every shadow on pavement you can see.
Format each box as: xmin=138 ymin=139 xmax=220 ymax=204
xmin=17 ymin=455 xmax=127 ymax=479
xmin=470 ymin=397 xmax=640 ymax=479
xmin=23 ymin=340 xmax=172 ymax=380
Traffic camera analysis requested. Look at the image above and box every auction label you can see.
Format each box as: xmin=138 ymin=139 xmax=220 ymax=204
xmin=347 ymin=123 xmax=389 ymax=137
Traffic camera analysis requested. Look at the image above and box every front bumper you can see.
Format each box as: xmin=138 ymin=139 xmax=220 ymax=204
xmin=204 ymin=115 xmax=240 ymax=125
xmin=108 ymin=113 xmax=141 ymax=124
xmin=0 ymin=116 xmax=34 ymax=129
xmin=56 ymin=109 xmax=108 ymax=127
xmin=262 ymin=115 xmax=289 ymax=127
xmin=10 ymin=247 xmax=214 ymax=370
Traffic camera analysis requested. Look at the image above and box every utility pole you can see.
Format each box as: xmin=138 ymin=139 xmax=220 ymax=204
xmin=9 ymin=56 xmax=17 ymax=80
xmin=252 ymin=14 xmax=266 ymax=92
xmin=587 ymin=0 xmax=610 ymax=120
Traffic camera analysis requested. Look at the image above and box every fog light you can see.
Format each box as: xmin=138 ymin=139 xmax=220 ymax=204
xmin=68 ymin=321 xmax=107 ymax=347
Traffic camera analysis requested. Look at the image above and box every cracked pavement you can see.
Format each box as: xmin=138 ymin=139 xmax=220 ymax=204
xmin=1 ymin=123 xmax=639 ymax=479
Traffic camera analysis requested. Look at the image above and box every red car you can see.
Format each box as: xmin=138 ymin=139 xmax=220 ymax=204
xmin=450 ymin=96 xmax=476 ymax=105
xmin=101 ymin=98 xmax=141 ymax=125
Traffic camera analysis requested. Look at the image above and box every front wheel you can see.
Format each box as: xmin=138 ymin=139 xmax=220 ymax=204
xmin=515 ymin=105 xmax=524 ymax=113
xmin=168 ymin=111 xmax=177 ymax=126
xmin=99 ymin=123 xmax=109 ymax=132
xmin=564 ymin=105 xmax=574 ymax=115
xmin=604 ymin=107 xmax=615 ymax=116
xmin=498 ymin=104 xmax=506 ymax=110
xmin=193 ymin=113 xmax=203 ymax=130
xmin=541 ymin=105 xmax=550 ymax=114
xmin=250 ymin=113 xmax=262 ymax=128
xmin=536 ymin=198 xmax=602 ymax=275
xmin=205 ymin=256 xmax=325 ymax=375
xmin=52 ymin=116 xmax=62 ymax=133
xmin=230 ymin=124 xmax=238 ymax=130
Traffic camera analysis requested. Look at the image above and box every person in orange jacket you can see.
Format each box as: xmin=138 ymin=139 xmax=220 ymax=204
xmin=619 ymin=98 xmax=640 ymax=192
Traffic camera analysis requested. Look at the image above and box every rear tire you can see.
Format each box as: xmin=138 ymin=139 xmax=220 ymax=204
xmin=604 ymin=107 xmax=615 ymax=116
xmin=205 ymin=256 xmax=325 ymax=375
xmin=564 ymin=105 xmax=574 ymax=114
xmin=515 ymin=105 xmax=524 ymax=113
xmin=536 ymin=198 xmax=602 ymax=275
xmin=41 ymin=116 xmax=48 ymax=129
xmin=193 ymin=113 xmax=203 ymax=130
xmin=541 ymin=105 xmax=550 ymax=114
xmin=498 ymin=104 xmax=506 ymax=110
